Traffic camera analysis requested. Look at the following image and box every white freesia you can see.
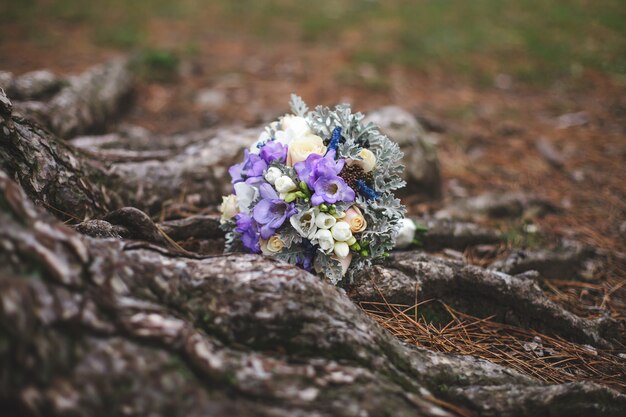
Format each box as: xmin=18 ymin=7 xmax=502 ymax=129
xmin=315 ymin=212 xmax=336 ymax=229
xmin=395 ymin=218 xmax=417 ymax=249
xmin=354 ymin=148 xmax=376 ymax=172
xmin=314 ymin=229 xmax=334 ymax=253
xmin=290 ymin=208 xmax=317 ymax=239
xmin=264 ymin=166 xmax=282 ymax=185
xmin=233 ymin=182 xmax=258 ymax=214
xmin=219 ymin=194 xmax=239 ymax=223
xmin=331 ymin=222 xmax=352 ymax=242
xmin=274 ymin=176 xmax=297 ymax=193
xmin=333 ymin=241 xmax=350 ymax=258
xmin=287 ymin=134 xmax=326 ymax=165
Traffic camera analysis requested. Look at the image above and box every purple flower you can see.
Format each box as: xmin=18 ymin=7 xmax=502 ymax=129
xmin=294 ymin=152 xmax=344 ymax=189
xmin=310 ymin=176 xmax=355 ymax=206
xmin=259 ymin=140 xmax=287 ymax=164
xmin=253 ymin=184 xmax=297 ymax=239
xmin=235 ymin=213 xmax=261 ymax=253
xmin=229 ymin=150 xmax=268 ymax=185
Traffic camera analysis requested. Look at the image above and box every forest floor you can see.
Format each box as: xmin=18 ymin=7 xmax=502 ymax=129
xmin=1 ymin=0 xmax=625 ymax=389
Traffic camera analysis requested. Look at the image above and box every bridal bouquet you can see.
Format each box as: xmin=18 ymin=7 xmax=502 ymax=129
xmin=220 ymin=95 xmax=406 ymax=285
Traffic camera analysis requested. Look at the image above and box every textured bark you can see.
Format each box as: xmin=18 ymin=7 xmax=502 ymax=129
xmin=1 ymin=171 xmax=625 ymax=417
xmin=10 ymin=59 xmax=133 ymax=138
xmin=1 ymin=73 xmax=624 ymax=416
xmin=350 ymin=252 xmax=623 ymax=349
xmin=0 ymin=88 xmax=255 ymax=218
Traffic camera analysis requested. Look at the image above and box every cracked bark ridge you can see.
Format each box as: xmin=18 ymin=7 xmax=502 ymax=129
xmin=0 ymin=88 xmax=258 ymax=217
xmin=0 ymin=89 xmax=122 ymax=220
xmin=8 ymin=59 xmax=133 ymax=138
xmin=2 ymin=173 xmax=624 ymax=416
xmin=351 ymin=252 xmax=623 ymax=349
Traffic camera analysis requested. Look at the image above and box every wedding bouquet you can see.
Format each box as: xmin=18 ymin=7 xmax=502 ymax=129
xmin=220 ymin=95 xmax=406 ymax=285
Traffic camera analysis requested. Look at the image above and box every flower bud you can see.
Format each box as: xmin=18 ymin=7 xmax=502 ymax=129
xmin=275 ymin=176 xmax=297 ymax=193
xmin=264 ymin=166 xmax=282 ymax=184
xmin=331 ymin=221 xmax=352 ymax=242
xmin=314 ymin=229 xmax=334 ymax=253
xmin=333 ymin=241 xmax=350 ymax=258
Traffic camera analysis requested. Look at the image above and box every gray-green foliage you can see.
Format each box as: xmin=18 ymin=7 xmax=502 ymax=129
xmin=313 ymin=252 xmax=343 ymax=286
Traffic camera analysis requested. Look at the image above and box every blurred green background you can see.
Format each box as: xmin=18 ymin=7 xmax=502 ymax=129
xmin=1 ymin=0 xmax=624 ymax=87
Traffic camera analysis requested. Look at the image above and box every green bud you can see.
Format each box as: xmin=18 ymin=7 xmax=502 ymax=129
xmin=320 ymin=204 xmax=329 ymax=212
xmin=383 ymin=252 xmax=390 ymax=257
xmin=346 ymin=236 xmax=357 ymax=246
xmin=284 ymin=192 xmax=297 ymax=203
xmin=360 ymin=240 xmax=370 ymax=247
xmin=299 ymin=181 xmax=310 ymax=193
xmin=295 ymin=191 xmax=306 ymax=199
xmin=360 ymin=250 xmax=369 ymax=257
xmin=350 ymin=242 xmax=361 ymax=251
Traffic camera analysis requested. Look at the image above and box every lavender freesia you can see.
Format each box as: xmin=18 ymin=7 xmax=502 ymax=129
xmin=259 ymin=140 xmax=287 ymax=164
xmin=294 ymin=150 xmax=344 ymax=189
xmin=229 ymin=150 xmax=268 ymax=185
xmin=253 ymin=183 xmax=297 ymax=239
xmin=310 ymin=176 xmax=355 ymax=206
xmin=235 ymin=213 xmax=261 ymax=253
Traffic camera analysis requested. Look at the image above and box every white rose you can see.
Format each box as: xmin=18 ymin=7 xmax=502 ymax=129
xmin=314 ymin=229 xmax=335 ymax=253
xmin=290 ymin=208 xmax=317 ymax=239
xmin=354 ymin=148 xmax=376 ymax=172
xmin=315 ymin=212 xmax=336 ymax=229
xmin=264 ymin=166 xmax=282 ymax=185
xmin=219 ymin=194 xmax=239 ymax=223
xmin=333 ymin=241 xmax=350 ymax=258
xmin=281 ymin=115 xmax=310 ymax=135
xmin=274 ymin=115 xmax=312 ymax=147
xmin=274 ymin=176 xmax=297 ymax=193
xmin=287 ymin=134 xmax=326 ymax=166
xmin=331 ymin=222 xmax=352 ymax=242
xmin=395 ymin=218 xmax=417 ymax=249
xmin=233 ymin=182 xmax=258 ymax=214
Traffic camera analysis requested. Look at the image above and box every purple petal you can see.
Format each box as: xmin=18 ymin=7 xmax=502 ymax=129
xmin=259 ymin=183 xmax=279 ymax=200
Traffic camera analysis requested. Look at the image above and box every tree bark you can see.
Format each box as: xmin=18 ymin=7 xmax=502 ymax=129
xmin=0 ymin=82 xmax=624 ymax=416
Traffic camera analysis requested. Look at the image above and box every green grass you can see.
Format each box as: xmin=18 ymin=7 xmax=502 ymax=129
xmin=1 ymin=0 xmax=624 ymax=86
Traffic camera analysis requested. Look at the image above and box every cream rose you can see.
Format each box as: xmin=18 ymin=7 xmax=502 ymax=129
xmin=268 ymin=235 xmax=285 ymax=252
xmin=343 ymin=206 xmax=367 ymax=233
xmin=219 ymin=194 xmax=239 ymax=223
xmin=287 ymin=134 xmax=326 ymax=166
xmin=354 ymin=148 xmax=376 ymax=172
